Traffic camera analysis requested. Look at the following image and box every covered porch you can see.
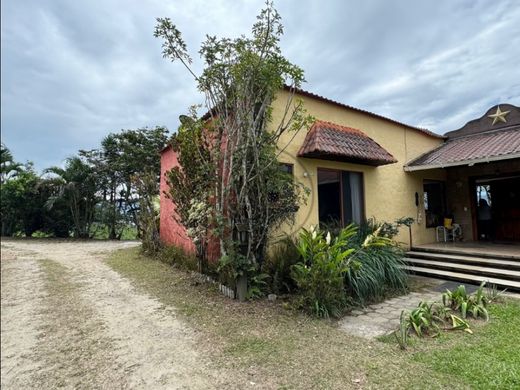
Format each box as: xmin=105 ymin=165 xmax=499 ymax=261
xmin=402 ymin=104 xmax=520 ymax=289
xmin=404 ymin=103 xmax=520 ymax=244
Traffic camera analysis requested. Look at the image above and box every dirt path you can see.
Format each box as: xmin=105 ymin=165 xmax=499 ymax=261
xmin=1 ymin=240 xmax=218 ymax=389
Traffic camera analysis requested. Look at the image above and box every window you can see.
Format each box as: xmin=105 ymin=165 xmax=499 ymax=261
xmin=279 ymin=163 xmax=293 ymax=175
xmin=423 ymin=181 xmax=446 ymax=228
xmin=267 ymin=163 xmax=295 ymax=204
xmin=317 ymin=168 xmax=365 ymax=228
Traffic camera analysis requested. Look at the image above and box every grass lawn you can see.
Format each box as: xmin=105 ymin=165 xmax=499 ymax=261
xmin=106 ymin=247 xmax=520 ymax=389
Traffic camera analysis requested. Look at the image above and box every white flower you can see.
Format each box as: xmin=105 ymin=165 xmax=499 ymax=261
xmin=326 ymin=232 xmax=331 ymax=245
xmin=373 ymin=226 xmax=382 ymax=237
xmin=362 ymin=234 xmax=373 ymax=248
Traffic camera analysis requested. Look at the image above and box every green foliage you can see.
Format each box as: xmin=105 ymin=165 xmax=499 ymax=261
xmin=449 ymin=314 xmax=473 ymax=334
xmin=1 ymin=129 xmax=166 ymax=242
xmin=414 ymin=301 xmax=520 ymax=389
xmin=1 ymin=143 xmax=25 ymax=184
xmin=485 ymin=283 xmax=507 ymax=303
xmin=155 ymin=2 xmax=312 ymax=288
xmin=407 ymin=301 xmax=444 ymax=337
xmin=0 ymin=167 xmax=59 ymax=237
xmin=45 ymin=156 xmax=99 ymax=238
xmin=156 ymin=245 xmax=198 ymax=271
xmin=342 ymin=219 xmax=409 ymax=304
xmin=132 ymin=173 xmax=162 ymax=255
xmin=97 ymin=126 xmax=168 ymax=237
xmin=246 ymin=272 xmax=270 ymax=300
xmin=263 ymin=236 xmax=301 ymax=294
xmin=217 ymin=252 xmax=250 ymax=287
xmin=31 ymin=230 xmax=54 ymax=238
xmin=400 ymin=300 xmax=474 ymax=340
xmin=394 ymin=310 xmax=409 ymax=350
xmin=442 ymin=282 xmax=489 ymax=320
xmin=291 ymin=225 xmax=359 ymax=318
xmin=345 ymin=244 xmax=408 ymax=304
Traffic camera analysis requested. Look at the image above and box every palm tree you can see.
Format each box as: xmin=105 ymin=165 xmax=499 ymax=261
xmin=45 ymin=157 xmax=99 ymax=238
xmin=1 ymin=144 xmax=24 ymax=183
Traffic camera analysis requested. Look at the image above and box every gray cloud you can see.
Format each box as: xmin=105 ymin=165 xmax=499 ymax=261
xmin=2 ymin=0 xmax=519 ymax=171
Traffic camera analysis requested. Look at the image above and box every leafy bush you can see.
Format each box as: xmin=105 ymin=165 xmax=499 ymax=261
xmin=246 ymin=272 xmax=270 ymax=300
xmin=31 ymin=230 xmax=54 ymax=238
xmin=397 ymin=300 xmax=474 ymax=344
xmin=407 ymin=301 xmax=444 ymax=337
xmin=395 ymin=310 xmax=409 ymax=350
xmin=442 ymin=282 xmax=489 ymax=320
xmin=485 ymin=283 xmax=507 ymax=303
xmin=264 ymin=236 xmax=301 ymax=294
xmin=157 ymin=245 xmax=198 ymax=271
xmin=343 ymin=219 xmax=409 ymax=304
xmin=291 ymin=225 xmax=359 ymax=318
xmin=345 ymin=244 xmax=408 ymax=304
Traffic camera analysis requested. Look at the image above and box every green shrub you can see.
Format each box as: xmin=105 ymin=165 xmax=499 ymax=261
xmin=398 ymin=301 xmax=474 ymax=342
xmin=442 ymin=282 xmax=489 ymax=320
xmin=341 ymin=219 xmax=409 ymax=305
xmin=291 ymin=225 xmax=359 ymax=318
xmin=394 ymin=310 xmax=409 ymax=350
xmin=263 ymin=236 xmax=301 ymax=294
xmin=407 ymin=301 xmax=444 ymax=337
xmin=345 ymin=244 xmax=408 ymax=304
xmin=156 ymin=245 xmax=198 ymax=271
xmin=31 ymin=230 xmax=54 ymax=238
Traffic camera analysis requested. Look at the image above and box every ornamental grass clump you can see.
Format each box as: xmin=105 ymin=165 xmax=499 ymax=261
xmin=344 ymin=219 xmax=409 ymax=304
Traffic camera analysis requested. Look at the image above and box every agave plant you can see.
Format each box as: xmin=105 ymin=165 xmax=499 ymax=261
xmin=449 ymin=314 xmax=473 ymax=334
xmin=485 ymin=283 xmax=507 ymax=303
xmin=442 ymin=282 xmax=489 ymax=320
xmin=394 ymin=310 xmax=410 ymax=350
xmin=407 ymin=301 xmax=443 ymax=337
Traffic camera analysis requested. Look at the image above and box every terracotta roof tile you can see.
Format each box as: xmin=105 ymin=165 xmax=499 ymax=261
xmin=405 ymin=126 xmax=520 ymax=170
xmin=297 ymin=120 xmax=397 ymax=166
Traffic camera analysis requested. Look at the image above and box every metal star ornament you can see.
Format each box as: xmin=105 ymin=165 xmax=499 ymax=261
xmin=488 ymin=106 xmax=510 ymax=125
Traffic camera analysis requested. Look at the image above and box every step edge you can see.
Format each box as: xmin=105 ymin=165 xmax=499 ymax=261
xmin=403 ymin=258 xmax=520 ymax=277
xmin=402 ymin=265 xmax=520 ymax=288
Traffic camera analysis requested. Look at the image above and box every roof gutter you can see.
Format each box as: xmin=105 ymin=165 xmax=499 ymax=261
xmin=404 ymin=152 xmax=520 ymax=172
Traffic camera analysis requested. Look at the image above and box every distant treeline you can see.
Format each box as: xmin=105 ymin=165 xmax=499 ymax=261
xmin=1 ymin=126 xmax=168 ymax=239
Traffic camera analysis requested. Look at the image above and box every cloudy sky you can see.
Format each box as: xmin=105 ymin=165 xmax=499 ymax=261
xmin=2 ymin=0 xmax=520 ymax=171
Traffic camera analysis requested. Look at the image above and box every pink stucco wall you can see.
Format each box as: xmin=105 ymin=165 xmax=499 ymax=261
xmin=159 ymin=147 xmax=196 ymax=254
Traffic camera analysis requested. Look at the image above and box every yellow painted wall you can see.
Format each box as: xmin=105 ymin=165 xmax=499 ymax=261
xmin=270 ymin=89 xmax=446 ymax=247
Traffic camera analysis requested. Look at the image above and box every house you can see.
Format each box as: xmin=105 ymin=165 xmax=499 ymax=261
xmin=160 ymin=88 xmax=520 ymax=288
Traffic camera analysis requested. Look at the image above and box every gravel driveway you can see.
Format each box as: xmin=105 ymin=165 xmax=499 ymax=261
xmin=1 ymin=239 xmax=217 ymax=389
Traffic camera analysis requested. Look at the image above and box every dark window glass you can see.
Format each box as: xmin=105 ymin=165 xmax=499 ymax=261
xmin=318 ymin=169 xmax=365 ymax=229
xmin=423 ymin=181 xmax=446 ymax=228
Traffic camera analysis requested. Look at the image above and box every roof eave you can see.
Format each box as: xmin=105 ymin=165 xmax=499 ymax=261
xmin=298 ymin=152 xmax=397 ymax=167
xmin=404 ymin=152 xmax=520 ymax=172
xmin=283 ymin=85 xmax=446 ymax=140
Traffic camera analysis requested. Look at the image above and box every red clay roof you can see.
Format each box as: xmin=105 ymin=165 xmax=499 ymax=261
xmin=405 ymin=125 xmax=520 ymax=171
xmin=297 ymin=120 xmax=397 ymax=166
xmin=285 ymin=86 xmax=445 ymax=140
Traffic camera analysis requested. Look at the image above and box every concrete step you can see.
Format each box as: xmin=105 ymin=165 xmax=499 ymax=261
xmin=404 ymin=258 xmax=520 ymax=280
xmin=406 ymin=251 xmax=520 ymax=270
xmin=402 ymin=265 xmax=520 ymax=290
xmin=410 ymin=246 xmax=520 ymax=260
